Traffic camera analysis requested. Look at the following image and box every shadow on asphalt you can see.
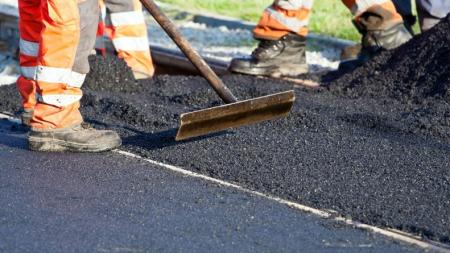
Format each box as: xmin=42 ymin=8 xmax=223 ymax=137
xmin=123 ymin=127 xmax=230 ymax=150
xmin=0 ymin=131 xmax=27 ymax=150
xmin=85 ymin=119 xmax=234 ymax=150
xmin=83 ymin=118 xmax=231 ymax=150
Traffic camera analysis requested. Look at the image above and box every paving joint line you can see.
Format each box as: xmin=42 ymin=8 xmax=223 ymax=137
xmin=115 ymin=149 xmax=450 ymax=253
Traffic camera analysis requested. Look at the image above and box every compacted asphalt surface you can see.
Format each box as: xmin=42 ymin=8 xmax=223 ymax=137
xmin=0 ymin=120 xmax=425 ymax=253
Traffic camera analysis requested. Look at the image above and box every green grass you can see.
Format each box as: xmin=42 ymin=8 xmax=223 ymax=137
xmin=309 ymin=2 xmax=358 ymax=41
xmin=158 ymin=0 xmax=360 ymax=41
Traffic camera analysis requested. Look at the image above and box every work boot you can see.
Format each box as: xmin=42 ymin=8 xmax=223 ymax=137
xmin=229 ymin=33 xmax=308 ymax=77
xmin=339 ymin=13 xmax=412 ymax=71
xmin=28 ymin=123 xmax=122 ymax=152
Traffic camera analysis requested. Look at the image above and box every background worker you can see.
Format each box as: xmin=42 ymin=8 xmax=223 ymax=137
xmin=229 ymin=0 xmax=413 ymax=77
xmin=96 ymin=0 xmax=155 ymax=79
xmin=17 ymin=0 xmax=121 ymax=152
xmin=342 ymin=0 xmax=450 ymax=60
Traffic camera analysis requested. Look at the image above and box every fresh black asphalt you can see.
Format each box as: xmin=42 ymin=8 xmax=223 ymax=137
xmin=0 ymin=122 xmax=423 ymax=253
xmin=0 ymin=68 xmax=449 ymax=245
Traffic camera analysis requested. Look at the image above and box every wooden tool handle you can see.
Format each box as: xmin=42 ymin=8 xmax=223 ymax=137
xmin=140 ymin=0 xmax=238 ymax=104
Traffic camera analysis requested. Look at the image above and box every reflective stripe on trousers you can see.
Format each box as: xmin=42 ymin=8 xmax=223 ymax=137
xmin=20 ymin=39 xmax=39 ymax=57
xmin=253 ymin=0 xmax=314 ymax=40
xmin=21 ymin=66 xmax=86 ymax=89
xmin=98 ymin=0 xmax=154 ymax=76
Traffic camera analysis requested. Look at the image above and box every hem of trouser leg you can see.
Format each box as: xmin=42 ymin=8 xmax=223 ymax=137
xmin=253 ymin=31 xmax=308 ymax=41
xmin=356 ymin=6 xmax=404 ymax=28
xmin=376 ymin=20 xmax=405 ymax=31
xmin=353 ymin=16 xmax=405 ymax=32
xmin=252 ymin=33 xmax=286 ymax=41
xmin=132 ymin=68 xmax=153 ymax=79
xmin=30 ymin=121 xmax=82 ymax=133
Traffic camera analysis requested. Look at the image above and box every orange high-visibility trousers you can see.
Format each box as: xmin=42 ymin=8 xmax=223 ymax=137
xmin=96 ymin=0 xmax=155 ymax=77
xmin=254 ymin=0 xmax=313 ymax=40
xmin=254 ymin=0 xmax=403 ymax=40
xmin=18 ymin=0 xmax=99 ymax=129
xmin=96 ymin=0 xmax=107 ymax=56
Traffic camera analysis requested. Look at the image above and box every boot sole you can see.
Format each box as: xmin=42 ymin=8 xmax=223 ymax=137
xmin=28 ymin=136 xmax=122 ymax=153
xmin=230 ymin=63 xmax=309 ymax=78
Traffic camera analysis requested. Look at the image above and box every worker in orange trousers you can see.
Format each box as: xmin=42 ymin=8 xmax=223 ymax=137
xmin=229 ymin=0 xmax=412 ymax=77
xmin=17 ymin=0 xmax=122 ymax=152
xmin=96 ymin=0 xmax=155 ymax=79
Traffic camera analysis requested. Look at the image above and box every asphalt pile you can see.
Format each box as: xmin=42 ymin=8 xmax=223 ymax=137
xmin=325 ymin=15 xmax=450 ymax=140
xmin=328 ymin=15 xmax=450 ymax=103
xmin=0 ymin=17 xmax=449 ymax=244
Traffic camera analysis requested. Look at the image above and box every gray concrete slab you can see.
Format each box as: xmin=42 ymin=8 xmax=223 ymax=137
xmin=0 ymin=122 xmax=423 ymax=253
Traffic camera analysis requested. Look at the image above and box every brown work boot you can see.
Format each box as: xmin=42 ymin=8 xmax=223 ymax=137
xmin=28 ymin=123 xmax=121 ymax=152
xmin=229 ymin=33 xmax=308 ymax=77
xmin=339 ymin=12 xmax=412 ymax=71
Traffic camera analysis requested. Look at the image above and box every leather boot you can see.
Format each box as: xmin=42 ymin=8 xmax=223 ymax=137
xmin=339 ymin=12 xmax=412 ymax=71
xmin=229 ymin=33 xmax=308 ymax=77
xmin=28 ymin=123 xmax=121 ymax=152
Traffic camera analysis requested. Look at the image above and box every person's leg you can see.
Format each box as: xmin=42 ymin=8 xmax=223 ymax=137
xmin=229 ymin=0 xmax=312 ymax=77
xmin=104 ymin=0 xmax=154 ymax=79
xmin=339 ymin=0 xmax=412 ymax=71
xmin=342 ymin=0 xmax=410 ymax=51
xmin=253 ymin=0 xmax=313 ymax=40
xmin=28 ymin=0 xmax=121 ymax=152
xmin=30 ymin=0 xmax=84 ymax=130
xmin=416 ymin=0 xmax=450 ymax=31
xmin=17 ymin=0 xmax=41 ymax=125
xmin=392 ymin=0 xmax=415 ymax=34
xmin=342 ymin=0 xmax=415 ymax=60
xmin=95 ymin=0 xmax=107 ymax=56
